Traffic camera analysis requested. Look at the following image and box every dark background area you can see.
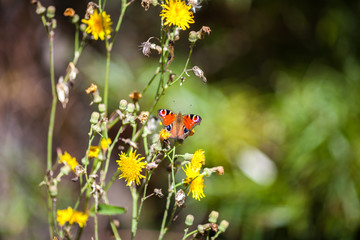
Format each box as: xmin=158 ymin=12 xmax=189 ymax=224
xmin=1 ymin=0 xmax=360 ymax=239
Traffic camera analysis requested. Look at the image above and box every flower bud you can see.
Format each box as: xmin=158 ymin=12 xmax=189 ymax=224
xmin=119 ymin=99 xmax=128 ymax=111
xmin=49 ymin=184 xmax=58 ymax=198
xmin=92 ymin=124 xmax=101 ymax=133
xmin=51 ymin=19 xmax=57 ymax=29
xmin=98 ymin=103 xmax=106 ymax=113
xmin=188 ymin=31 xmax=198 ymax=43
xmin=80 ymin=23 xmax=86 ymax=32
xmin=208 ymin=211 xmax=219 ymax=223
xmin=185 ymin=214 xmax=194 ymax=227
xmin=183 ymin=153 xmax=193 ymax=161
xmin=126 ymin=103 xmax=135 ymax=113
xmin=36 ymin=2 xmax=46 ymax=15
xmin=197 ymin=224 xmax=205 ymax=234
xmin=90 ymin=112 xmax=100 ymax=124
xmin=150 ymin=0 xmax=158 ymax=6
xmin=218 ymin=220 xmax=229 ymax=232
xmin=46 ymin=6 xmax=56 ymax=18
xmin=72 ymin=14 xmax=80 ymax=24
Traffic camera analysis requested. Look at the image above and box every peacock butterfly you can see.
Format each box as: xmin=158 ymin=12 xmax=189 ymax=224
xmin=157 ymin=109 xmax=202 ymax=141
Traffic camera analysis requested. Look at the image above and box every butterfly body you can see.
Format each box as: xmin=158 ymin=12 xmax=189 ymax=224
xmin=158 ymin=109 xmax=202 ymax=141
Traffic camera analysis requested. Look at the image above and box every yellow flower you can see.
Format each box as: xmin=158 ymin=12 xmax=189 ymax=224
xmin=57 ymin=207 xmax=88 ymax=228
xmin=160 ymin=129 xmax=171 ymax=141
xmin=70 ymin=211 xmax=89 ymax=228
xmin=88 ymin=146 xmax=100 ymax=158
xmin=160 ymin=0 xmax=195 ymax=30
xmin=100 ymin=138 xmax=112 ymax=150
xmin=59 ymin=152 xmax=79 ymax=172
xmin=81 ymin=10 xmax=112 ymax=40
xmin=57 ymin=207 xmax=73 ymax=226
xmin=191 ymin=149 xmax=205 ymax=171
xmin=117 ymin=150 xmax=147 ymax=186
xmin=183 ymin=164 xmax=205 ymax=201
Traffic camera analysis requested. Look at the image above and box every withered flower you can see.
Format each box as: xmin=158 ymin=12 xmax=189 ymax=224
xmin=129 ymin=90 xmax=142 ymax=101
xmin=64 ymin=8 xmax=75 ymax=17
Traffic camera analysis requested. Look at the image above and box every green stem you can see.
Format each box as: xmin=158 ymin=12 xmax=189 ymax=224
xmin=184 ymin=229 xmax=199 ymax=239
xmin=104 ymin=43 xmax=111 ymax=111
xmin=169 ymin=43 xmax=195 ymax=87
xmin=130 ymin=185 xmax=139 ymax=239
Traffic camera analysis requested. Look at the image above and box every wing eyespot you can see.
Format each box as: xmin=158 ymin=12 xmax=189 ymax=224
xmin=166 ymin=125 xmax=172 ymax=131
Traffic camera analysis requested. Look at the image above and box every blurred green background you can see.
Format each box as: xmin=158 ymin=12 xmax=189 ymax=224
xmin=2 ymin=0 xmax=360 ymax=239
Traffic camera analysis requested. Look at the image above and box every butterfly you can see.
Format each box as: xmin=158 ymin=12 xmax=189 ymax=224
xmin=158 ymin=109 xmax=202 ymax=141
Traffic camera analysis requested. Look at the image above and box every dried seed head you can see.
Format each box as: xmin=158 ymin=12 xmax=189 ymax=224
xmin=154 ymin=188 xmax=164 ymax=198
xmin=192 ymin=66 xmax=207 ymax=83
xmin=64 ymin=8 xmax=75 ymax=17
xmin=141 ymin=0 xmax=150 ymax=11
xmin=85 ymin=2 xmax=99 ymax=19
xmin=198 ymin=26 xmax=211 ymax=39
xmin=67 ymin=62 xmax=79 ymax=82
xmin=146 ymin=161 xmax=159 ymax=170
xmin=175 ymin=189 xmax=186 ymax=207
xmin=56 ymin=77 xmax=70 ymax=108
xmin=139 ymin=41 xmax=152 ymax=57
xmin=138 ymin=111 xmax=149 ymax=124
xmin=188 ymin=0 xmax=202 ymax=13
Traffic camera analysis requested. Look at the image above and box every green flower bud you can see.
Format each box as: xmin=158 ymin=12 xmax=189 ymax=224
xmin=98 ymin=103 xmax=106 ymax=113
xmin=126 ymin=103 xmax=135 ymax=113
xmin=185 ymin=214 xmax=194 ymax=227
xmin=46 ymin=6 xmax=56 ymax=18
xmin=90 ymin=112 xmax=100 ymax=124
xmin=208 ymin=211 xmax=219 ymax=223
xmin=119 ymin=99 xmax=128 ymax=111
xmin=92 ymin=124 xmax=101 ymax=133
xmin=49 ymin=184 xmax=58 ymax=198
xmin=218 ymin=220 xmax=229 ymax=232
xmin=80 ymin=23 xmax=87 ymax=32
xmin=183 ymin=153 xmax=194 ymax=161
xmin=188 ymin=31 xmax=198 ymax=43
xmin=197 ymin=224 xmax=205 ymax=234
xmin=72 ymin=14 xmax=80 ymax=23
xmin=36 ymin=3 xmax=46 ymax=15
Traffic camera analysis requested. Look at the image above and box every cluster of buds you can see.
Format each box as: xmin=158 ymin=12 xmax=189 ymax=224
xmin=185 ymin=211 xmax=229 ymax=239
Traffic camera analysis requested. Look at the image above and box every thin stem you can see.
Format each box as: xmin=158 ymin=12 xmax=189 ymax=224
xmin=184 ymin=229 xmax=199 ymax=239
xmin=104 ymin=42 xmax=111 ymax=111
xmin=130 ymin=185 xmax=139 ymax=240
xmin=169 ymin=43 xmax=195 ymax=87
xmin=141 ymin=67 xmax=160 ymax=96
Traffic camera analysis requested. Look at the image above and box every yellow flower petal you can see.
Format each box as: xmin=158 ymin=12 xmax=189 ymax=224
xmin=81 ymin=10 xmax=112 ymax=40
xmin=59 ymin=152 xmax=79 ymax=172
xmin=160 ymin=0 xmax=195 ymax=30
xmin=117 ymin=150 xmax=147 ymax=186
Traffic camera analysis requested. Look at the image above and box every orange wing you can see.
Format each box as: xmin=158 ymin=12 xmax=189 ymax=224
xmin=158 ymin=109 xmax=176 ymax=126
xmin=182 ymin=114 xmax=202 ymax=130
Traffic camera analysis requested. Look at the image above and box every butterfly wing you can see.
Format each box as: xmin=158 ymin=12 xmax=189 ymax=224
xmin=158 ymin=109 xmax=176 ymax=126
xmin=182 ymin=114 xmax=202 ymax=131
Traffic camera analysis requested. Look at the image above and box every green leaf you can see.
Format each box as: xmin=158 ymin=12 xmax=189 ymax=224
xmin=90 ymin=204 xmax=126 ymax=216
